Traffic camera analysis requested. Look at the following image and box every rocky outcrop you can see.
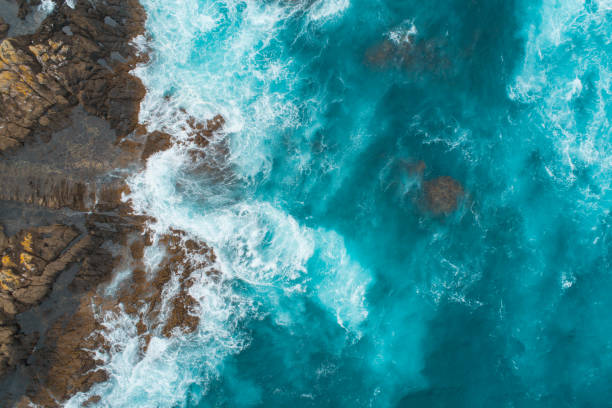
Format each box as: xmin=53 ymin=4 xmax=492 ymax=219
xmin=15 ymin=212 xmax=148 ymax=407
xmin=141 ymin=130 xmax=172 ymax=161
xmin=0 ymin=1 xmax=230 ymax=405
xmin=116 ymin=229 xmax=216 ymax=346
xmin=158 ymin=231 xmax=216 ymax=338
xmin=0 ymin=195 xmax=149 ymax=401
xmin=0 ymin=0 xmax=150 ymax=405
xmin=0 ymin=0 xmax=146 ymax=154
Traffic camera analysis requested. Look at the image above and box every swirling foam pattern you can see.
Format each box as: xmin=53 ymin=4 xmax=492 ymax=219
xmin=68 ymin=0 xmax=612 ymax=406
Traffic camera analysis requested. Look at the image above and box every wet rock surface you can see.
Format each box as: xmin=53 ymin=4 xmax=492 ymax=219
xmin=0 ymin=106 xmax=140 ymax=211
xmin=0 ymin=17 xmax=8 ymax=40
xmin=0 ymin=0 xmax=150 ymax=406
xmin=0 ymin=0 xmax=146 ymax=154
xmin=0 ymin=1 xmax=230 ymax=405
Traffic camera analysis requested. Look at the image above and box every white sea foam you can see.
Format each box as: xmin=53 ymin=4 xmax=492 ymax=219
xmin=314 ymin=229 xmax=371 ymax=333
xmin=509 ymin=0 xmax=612 ymax=188
xmin=133 ymin=0 xmax=304 ymax=182
xmin=387 ymin=19 xmax=418 ymax=45
xmin=71 ymin=147 xmax=372 ymax=405
xmin=66 ymin=0 xmax=372 ymax=405
xmin=307 ymin=0 xmax=350 ymax=24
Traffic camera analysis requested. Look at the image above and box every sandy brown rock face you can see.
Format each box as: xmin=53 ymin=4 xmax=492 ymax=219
xmin=423 ymin=176 xmax=464 ymax=215
xmin=1 ymin=210 xmax=149 ymax=407
xmin=0 ymin=0 xmax=146 ymax=154
xmin=141 ymin=130 xmax=173 ymax=161
xmin=0 ymin=0 xmax=150 ymax=405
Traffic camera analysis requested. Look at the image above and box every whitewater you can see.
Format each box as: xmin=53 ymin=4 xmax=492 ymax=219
xmin=68 ymin=0 xmax=611 ymax=406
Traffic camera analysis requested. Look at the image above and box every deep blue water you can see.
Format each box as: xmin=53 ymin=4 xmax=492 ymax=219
xmin=70 ymin=0 xmax=612 ymax=406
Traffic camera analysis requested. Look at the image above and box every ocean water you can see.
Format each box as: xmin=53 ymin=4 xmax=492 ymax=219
xmin=69 ymin=0 xmax=611 ymax=406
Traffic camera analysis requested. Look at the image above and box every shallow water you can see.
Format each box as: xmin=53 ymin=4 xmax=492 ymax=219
xmin=70 ymin=0 xmax=611 ymax=406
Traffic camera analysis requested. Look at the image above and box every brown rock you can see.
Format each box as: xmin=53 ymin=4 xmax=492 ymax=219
xmin=16 ymin=225 xmax=80 ymax=262
xmin=29 ymin=297 xmax=108 ymax=407
xmin=0 ymin=0 xmax=148 ymax=154
xmin=0 ymin=0 xmax=223 ymax=406
xmin=366 ymin=37 xmax=450 ymax=74
xmin=141 ymin=131 xmax=172 ymax=160
xmin=423 ymin=176 xmax=464 ymax=214
xmin=130 ymin=238 xmax=145 ymax=260
xmin=0 ymin=293 xmax=18 ymax=316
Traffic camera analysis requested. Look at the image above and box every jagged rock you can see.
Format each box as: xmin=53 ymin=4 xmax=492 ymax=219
xmin=423 ymin=176 xmax=464 ymax=214
xmin=141 ymin=131 xmax=172 ymax=161
xmin=0 ymin=0 xmax=147 ymax=154
xmin=26 ymin=296 xmax=109 ymax=407
xmin=158 ymin=233 xmax=214 ymax=338
xmin=0 ymin=1 xmax=219 ymax=406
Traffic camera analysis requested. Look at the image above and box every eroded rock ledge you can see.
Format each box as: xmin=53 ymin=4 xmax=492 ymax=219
xmin=0 ymin=0 xmax=146 ymax=153
xmin=0 ymin=0 xmax=150 ymax=405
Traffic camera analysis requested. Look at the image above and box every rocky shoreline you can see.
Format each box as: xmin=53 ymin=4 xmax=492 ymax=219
xmin=0 ymin=0 xmax=150 ymax=405
xmin=0 ymin=1 xmax=467 ymax=406
xmin=0 ymin=2 xmax=232 ymax=404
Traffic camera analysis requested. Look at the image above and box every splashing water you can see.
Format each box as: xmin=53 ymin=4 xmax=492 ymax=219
xmin=70 ymin=0 xmax=612 ymax=406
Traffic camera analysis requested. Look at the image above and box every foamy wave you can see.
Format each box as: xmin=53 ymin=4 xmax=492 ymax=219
xmin=509 ymin=0 xmax=612 ymax=188
xmin=307 ymin=0 xmax=350 ymax=24
xmin=127 ymin=148 xmax=369 ymax=328
xmin=78 ymin=146 xmax=371 ymax=405
xmin=62 ymin=0 xmax=379 ymax=404
xmin=133 ymin=0 xmax=305 ymax=181
xmin=66 ymin=256 xmax=252 ymax=407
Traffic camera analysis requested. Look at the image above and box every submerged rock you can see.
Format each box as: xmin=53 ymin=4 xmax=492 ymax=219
xmin=423 ymin=176 xmax=464 ymax=214
xmin=366 ymin=35 xmax=450 ymax=75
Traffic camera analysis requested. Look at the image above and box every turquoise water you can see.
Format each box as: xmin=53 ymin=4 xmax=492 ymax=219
xmin=72 ymin=0 xmax=611 ymax=406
